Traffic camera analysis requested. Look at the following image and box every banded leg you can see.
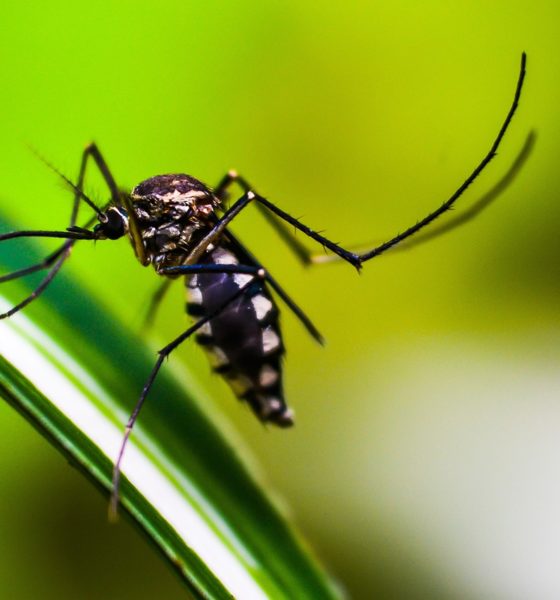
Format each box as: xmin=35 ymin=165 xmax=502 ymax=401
xmin=212 ymin=53 xmax=526 ymax=269
xmin=110 ymin=275 xmax=260 ymax=519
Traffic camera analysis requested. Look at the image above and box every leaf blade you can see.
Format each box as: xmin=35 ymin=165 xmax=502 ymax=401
xmin=0 ymin=233 xmax=342 ymax=599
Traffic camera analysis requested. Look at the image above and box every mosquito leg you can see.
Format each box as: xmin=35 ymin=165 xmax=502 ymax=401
xmin=0 ymin=143 xmax=120 ymax=316
xmin=355 ymin=54 xmax=526 ymax=263
xmin=0 ymin=229 xmax=97 ymax=242
xmin=0 ymin=244 xmax=68 ymax=284
xmin=185 ymin=192 xmax=255 ymax=263
xmin=0 ymin=211 xmax=103 ymax=288
xmin=393 ymin=130 xmax=536 ymax=251
xmin=215 ymin=171 xmax=313 ymax=265
xmin=109 ymin=277 xmax=258 ymax=519
xmin=31 ymin=145 xmax=115 ymax=223
xmin=212 ymin=53 xmax=526 ymax=271
xmin=143 ymin=278 xmax=174 ymax=328
xmin=186 ymin=187 xmax=360 ymax=270
xmin=264 ymin=271 xmax=324 ymax=344
xmin=73 ymin=144 xmax=146 ymax=262
xmin=311 ymin=130 xmax=536 ymax=264
xmin=189 ymin=185 xmax=360 ymax=268
xmin=0 ymin=253 xmax=68 ymax=319
xmin=0 ymin=229 xmax=102 ymax=319
xmin=77 ymin=141 xmax=117 ymax=203
xmin=160 ymin=262 xmax=323 ymax=343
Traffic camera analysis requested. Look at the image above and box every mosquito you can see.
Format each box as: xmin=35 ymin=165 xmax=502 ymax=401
xmin=0 ymin=53 xmax=527 ymax=516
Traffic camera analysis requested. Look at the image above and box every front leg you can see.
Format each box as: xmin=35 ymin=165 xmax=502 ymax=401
xmin=0 ymin=143 xmax=120 ymax=318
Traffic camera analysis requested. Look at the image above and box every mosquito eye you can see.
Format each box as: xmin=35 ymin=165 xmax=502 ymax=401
xmin=96 ymin=208 xmax=126 ymax=239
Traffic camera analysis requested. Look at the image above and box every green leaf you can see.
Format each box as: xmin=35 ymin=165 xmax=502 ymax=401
xmin=0 ymin=233 xmax=342 ymax=599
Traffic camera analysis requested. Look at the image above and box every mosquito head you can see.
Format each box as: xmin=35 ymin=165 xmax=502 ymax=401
xmin=93 ymin=206 xmax=128 ymax=240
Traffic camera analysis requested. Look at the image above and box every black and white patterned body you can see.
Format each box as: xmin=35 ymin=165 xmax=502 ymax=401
xmin=130 ymin=174 xmax=293 ymax=426
xmin=187 ymin=243 xmax=292 ymax=425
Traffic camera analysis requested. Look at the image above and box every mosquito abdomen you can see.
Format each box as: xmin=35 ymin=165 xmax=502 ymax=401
xmin=186 ymin=244 xmax=293 ymax=427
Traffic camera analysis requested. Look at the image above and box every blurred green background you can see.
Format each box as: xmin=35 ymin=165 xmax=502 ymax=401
xmin=0 ymin=1 xmax=558 ymax=598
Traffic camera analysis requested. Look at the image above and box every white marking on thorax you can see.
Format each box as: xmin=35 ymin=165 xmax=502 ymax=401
xmin=183 ymin=189 xmax=209 ymax=199
xmin=161 ymin=188 xmax=207 ymax=203
xmin=262 ymin=326 xmax=281 ymax=354
xmin=251 ymin=295 xmax=273 ymax=321
xmin=160 ymin=189 xmax=183 ymax=203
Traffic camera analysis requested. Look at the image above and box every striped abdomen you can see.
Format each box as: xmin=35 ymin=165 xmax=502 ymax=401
xmin=186 ymin=244 xmax=293 ymax=427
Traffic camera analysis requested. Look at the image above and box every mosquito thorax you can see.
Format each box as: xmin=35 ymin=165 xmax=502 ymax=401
xmin=131 ymin=174 xmax=219 ymax=219
xmin=130 ymin=174 xmax=221 ymax=269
